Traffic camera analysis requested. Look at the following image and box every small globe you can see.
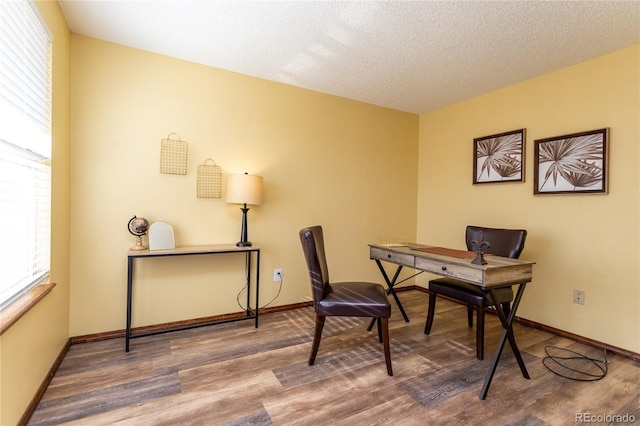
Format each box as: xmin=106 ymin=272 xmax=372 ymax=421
xmin=128 ymin=216 xmax=149 ymax=237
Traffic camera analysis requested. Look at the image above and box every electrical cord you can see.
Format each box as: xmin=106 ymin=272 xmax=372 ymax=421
xmin=542 ymin=345 xmax=608 ymax=381
xmin=260 ymin=274 xmax=283 ymax=309
xmin=236 ymin=282 xmax=249 ymax=312
xmin=236 ymin=257 xmax=282 ymax=311
xmin=235 ymin=279 xmax=283 ymax=311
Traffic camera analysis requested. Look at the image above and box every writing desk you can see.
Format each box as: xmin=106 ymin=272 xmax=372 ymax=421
xmin=369 ymin=243 xmax=534 ymax=399
xmin=126 ymin=244 xmax=260 ymax=352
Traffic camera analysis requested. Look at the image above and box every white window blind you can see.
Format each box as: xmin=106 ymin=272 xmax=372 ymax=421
xmin=0 ymin=0 xmax=52 ymax=307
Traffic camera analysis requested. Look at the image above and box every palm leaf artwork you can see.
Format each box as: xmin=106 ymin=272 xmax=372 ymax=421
xmin=475 ymin=133 xmax=522 ymax=182
xmin=538 ymin=134 xmax=604 ymax=191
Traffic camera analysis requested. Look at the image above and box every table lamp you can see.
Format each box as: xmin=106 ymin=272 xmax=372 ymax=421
xmin=225 ymin=173 xmax=263 ymax=247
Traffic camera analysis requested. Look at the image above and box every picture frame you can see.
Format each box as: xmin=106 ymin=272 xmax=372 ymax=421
xmin=534 ymin=128 xmax=608 ymax=195
xmin=473 ymin=129 xmax=525 ymax=184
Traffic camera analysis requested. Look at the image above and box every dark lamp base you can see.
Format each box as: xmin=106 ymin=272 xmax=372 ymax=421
xmin=236 ymin=241 xmax=252 ymax=247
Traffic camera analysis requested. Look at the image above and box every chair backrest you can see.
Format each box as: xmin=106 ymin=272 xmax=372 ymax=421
xmin=465 ymin=225 xmax=527 ymax=259
xmin=299 ymin=226 xmax=330 ymax=308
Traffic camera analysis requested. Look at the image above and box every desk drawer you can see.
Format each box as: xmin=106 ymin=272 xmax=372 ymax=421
xmin=415 ymin=257 xmax=483 ymax=285
xmin=370 ymin=247 xmax=415 ymax=267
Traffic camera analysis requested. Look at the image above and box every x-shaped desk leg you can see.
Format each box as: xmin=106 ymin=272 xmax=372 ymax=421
xmin=368 ymin=259 xmax=410 ymax=331
xmin=479 ymin=282 xmax=530 ymax=399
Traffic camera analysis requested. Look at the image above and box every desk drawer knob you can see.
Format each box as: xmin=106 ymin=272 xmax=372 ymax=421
xmin=441 ymin=266 xmax=447 ymax=271
xmin=387 ymin=254 xmax=392 ymax=258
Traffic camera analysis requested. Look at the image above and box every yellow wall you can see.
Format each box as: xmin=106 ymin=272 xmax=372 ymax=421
xmin=0 ymin=1 xmax=71 ymax=424
xmin=2 ymin=5 xmax=637 ymax=421
xmin=418 ymin=45 xmax=640 ymax=353
xmin=69 ymin=35 xmax=419 ymax=336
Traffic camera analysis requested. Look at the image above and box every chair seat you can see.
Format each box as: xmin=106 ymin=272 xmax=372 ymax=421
xmin=300 ymin=226 xmax=393 ymax=375
xmin=424 ymin=226 xmax=527 ymax=361
xmin=318 ymin=282 xmax=391 ymax=318
xmin=429 ymin=278 xmax=513 ymax=307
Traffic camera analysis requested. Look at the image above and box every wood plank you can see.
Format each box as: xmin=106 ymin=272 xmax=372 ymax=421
xmin=28 ymin=290 xmax=640 ymax=425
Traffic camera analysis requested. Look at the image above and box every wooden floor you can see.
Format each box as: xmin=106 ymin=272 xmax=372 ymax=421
xmin=29 ymin=290 xmax=639 ymax=425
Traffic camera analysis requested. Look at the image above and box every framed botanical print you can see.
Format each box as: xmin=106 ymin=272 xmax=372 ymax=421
xmin=534 ymin=128 xmax=609 ymax=195
xmin=473 ymin=129 xmax=525 ymax=184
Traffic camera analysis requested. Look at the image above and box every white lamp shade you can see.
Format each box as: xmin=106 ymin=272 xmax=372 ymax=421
xmin=225 ymin=174 xmax=263 ymax=206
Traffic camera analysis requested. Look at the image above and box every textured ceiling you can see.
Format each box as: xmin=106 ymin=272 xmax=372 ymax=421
xmin=59 ymin=1 xmax=640 ymax=114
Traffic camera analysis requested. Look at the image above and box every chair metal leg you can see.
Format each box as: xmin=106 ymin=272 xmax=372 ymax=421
xmin=424 ymin=291 xmax=437 ymax=334
xmin=381 ymin=317 xmax=393 ymax=376
xmin=476 ymin=306 xmax=485 ymax=360
xmin=309 ymin=314 xmax=325 ymax=365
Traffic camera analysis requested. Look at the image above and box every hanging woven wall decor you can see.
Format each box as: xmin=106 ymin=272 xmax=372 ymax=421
xmin=160 ymin=133 xmax=188 ymax=175
xmin=197 ymin=158 xmax=222 ymax=198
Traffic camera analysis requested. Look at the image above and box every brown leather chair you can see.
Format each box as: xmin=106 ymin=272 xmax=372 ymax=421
xmin=424 ymin=225 xmax=527 ymax=360
xmin=299 ymin=226 xmax=393 ymax=376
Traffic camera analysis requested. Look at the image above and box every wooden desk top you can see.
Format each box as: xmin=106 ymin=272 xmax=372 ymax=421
xmin=369 ymin=243 xmax=534 ymax=288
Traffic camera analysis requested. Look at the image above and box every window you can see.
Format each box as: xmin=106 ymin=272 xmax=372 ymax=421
xmin=0 ymin=0 xmax=52 ymax=307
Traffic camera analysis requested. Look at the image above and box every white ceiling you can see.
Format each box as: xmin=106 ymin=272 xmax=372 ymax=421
xmin=59 ymin=1 xmax=640 ymax=115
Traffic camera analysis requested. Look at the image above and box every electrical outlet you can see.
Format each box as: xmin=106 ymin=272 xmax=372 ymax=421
xmin=573 ymin=289 xmax=585 ymax=305
xmin=274 ymin=269 xmax=283 ymax=282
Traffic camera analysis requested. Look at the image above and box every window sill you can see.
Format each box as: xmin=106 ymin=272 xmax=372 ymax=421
xmin=0 ymin=282 xmax=56 ymax=335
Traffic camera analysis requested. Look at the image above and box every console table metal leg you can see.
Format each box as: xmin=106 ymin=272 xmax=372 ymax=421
xmin=255 ymin=250 xmax=260 ymax=328
xmin=126 ymin=257 xmax=133 ymax=352
xmin=479 ymin=283 xmax=529 ymax=399
xmin=246 ymin=252 xmax=252 ymax=317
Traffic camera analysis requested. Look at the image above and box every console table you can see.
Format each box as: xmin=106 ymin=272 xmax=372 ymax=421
xmin=369 ymin=243 xmax=534 ymax=399
xmin=126 ymin=244 xmax=260 ymax=352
